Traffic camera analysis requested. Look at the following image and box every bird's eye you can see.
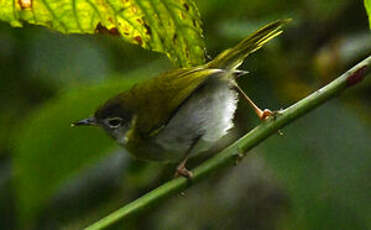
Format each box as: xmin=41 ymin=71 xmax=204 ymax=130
xmin=106 ymin=117 xmax=123 ymax=128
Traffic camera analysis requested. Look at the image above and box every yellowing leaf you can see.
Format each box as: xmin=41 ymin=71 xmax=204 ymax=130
xmin=0 ymin=0 xmax=205 ymax=67
xmin=365 ymin=0 xmax=371 ymax=29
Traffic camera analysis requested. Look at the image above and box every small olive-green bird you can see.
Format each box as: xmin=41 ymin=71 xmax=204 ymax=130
xmin=73 ymin=19 xmax=290 ymax=177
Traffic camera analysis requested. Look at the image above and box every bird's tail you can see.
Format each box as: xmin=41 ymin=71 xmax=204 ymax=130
xmin=206 ymin=19 xmax=291 ymax=70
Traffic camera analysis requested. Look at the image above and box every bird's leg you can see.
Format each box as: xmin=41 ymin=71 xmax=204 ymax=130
xmin=174 ymin=136 xmax=202 ymax=178
xmin=175 ymin=154 xmax=193 ymax=178
xmin=234 ymin=83 xmax=273 ymax=120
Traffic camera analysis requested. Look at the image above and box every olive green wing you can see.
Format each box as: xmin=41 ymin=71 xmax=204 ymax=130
xmin=206 ymin=19 xmax=291 ymax=70
xmin=125 ymin=67 xmax=223 ymax=136
xmin=126 ymin=19 xmax=290 ymax=137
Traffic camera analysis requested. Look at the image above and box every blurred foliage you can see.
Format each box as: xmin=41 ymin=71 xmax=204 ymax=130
xmin=0 ymin=0 xmax=370 ymax=230
xmin=0 ymin=0 xmax=205 ymax=67
xmin=13 ymin=74 xmax=142 ymax=226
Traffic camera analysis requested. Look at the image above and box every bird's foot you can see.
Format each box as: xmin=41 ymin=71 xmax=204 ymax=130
xmin=260 ymin=109 xmax=273 ymax=120
xmin=260 ymin=108 xmax=283 ymax=120
xmin=174 ymin=165 xmax=193 ymax=178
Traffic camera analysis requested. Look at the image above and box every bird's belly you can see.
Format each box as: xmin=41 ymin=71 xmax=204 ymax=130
xmin=154 ymin=78 xmax=238 ymax=162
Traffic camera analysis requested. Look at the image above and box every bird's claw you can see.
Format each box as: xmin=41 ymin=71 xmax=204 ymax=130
xmin=261 ymin=108 xmax=283 ymax=121
xmin=174 ymin=166 xmax=193 ymax=179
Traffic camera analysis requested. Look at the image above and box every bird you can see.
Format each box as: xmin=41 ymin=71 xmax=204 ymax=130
xmin=72 ymin=19 xmax=290 ymax=178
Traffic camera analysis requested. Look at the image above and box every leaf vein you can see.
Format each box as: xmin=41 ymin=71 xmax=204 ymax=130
xmin=72 ymin=0 xmax=84 ymax=32
xmin=135 ymin=0 xmax=161 ymax=50
xmin=84 ymin=0 xmax=103 ymax=21
xmin=40 ymin=0 xmax=68 ymax=32
xmin=159 ymin=0 xmax=189 ymax=64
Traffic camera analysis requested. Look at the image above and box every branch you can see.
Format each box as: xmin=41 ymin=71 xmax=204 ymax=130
xmin=85 ymin=56 xmax=370 ymax=230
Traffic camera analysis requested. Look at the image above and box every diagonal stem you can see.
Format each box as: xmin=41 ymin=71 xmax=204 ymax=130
xmin=85 ymin=55 xmax=370 ymax=230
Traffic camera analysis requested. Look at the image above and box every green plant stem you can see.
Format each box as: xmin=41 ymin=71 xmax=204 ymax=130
xmin=85 ymin=56 xmax=370 ymax=230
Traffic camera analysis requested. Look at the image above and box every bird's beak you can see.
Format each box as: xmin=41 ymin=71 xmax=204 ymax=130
xmin=71 ymin=117 xmax=97 ymax=127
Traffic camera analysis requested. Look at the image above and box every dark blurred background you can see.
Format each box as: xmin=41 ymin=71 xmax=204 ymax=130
xmin=0 ymin=0 xmax=370 ymax=229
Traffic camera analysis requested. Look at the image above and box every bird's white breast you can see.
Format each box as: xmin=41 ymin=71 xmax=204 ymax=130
xmin=155 ymin=77 xmax=238 ymax=161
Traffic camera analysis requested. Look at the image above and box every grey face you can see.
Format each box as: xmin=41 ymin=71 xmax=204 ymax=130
xmin=98 ymin=116 xmax=131 ymax=145
xmin=72 ymin=96 xmax=133 ymax=145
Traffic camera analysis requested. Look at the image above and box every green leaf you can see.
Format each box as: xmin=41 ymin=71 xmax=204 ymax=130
xmin=0 ymin=0 xmax=205 ymax=67
xmin=365 ymin=0 xmax=371 ymax=29
xmin=12 ymin=75 xmax=148 ymax=227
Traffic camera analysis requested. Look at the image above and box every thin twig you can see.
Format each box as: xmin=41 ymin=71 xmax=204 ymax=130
xmin=85 ymin=55 xmax=370 ymax=230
